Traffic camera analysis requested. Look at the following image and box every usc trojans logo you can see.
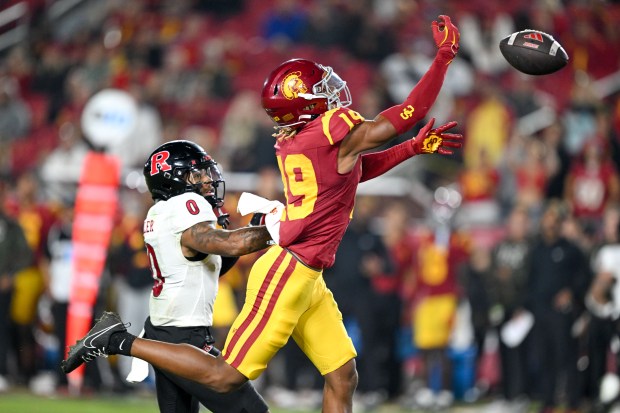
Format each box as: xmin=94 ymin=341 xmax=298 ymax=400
xmin=281 ymin=71 xmax=307 ymax=100
xmin=422 ymin=133 xmax=442 ymax=153
xmin=399 ymin=104 xmax=415 ymax=120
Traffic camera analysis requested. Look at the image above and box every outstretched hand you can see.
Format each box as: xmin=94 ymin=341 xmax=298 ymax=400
xmin=410 ymin=118 xmax=463 ymax=155
xmin=432 ymin=15 xmax=460 ymax=57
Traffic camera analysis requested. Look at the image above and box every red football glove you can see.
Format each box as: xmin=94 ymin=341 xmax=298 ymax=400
xmin=410 ymin=118 xmax=463 ymax=155
xmin=432 ymin=15 xmax=460 ymax=58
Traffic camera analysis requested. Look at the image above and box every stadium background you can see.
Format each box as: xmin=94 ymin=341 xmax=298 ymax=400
xmin=1 ymin=0 xmax=620 ymax=412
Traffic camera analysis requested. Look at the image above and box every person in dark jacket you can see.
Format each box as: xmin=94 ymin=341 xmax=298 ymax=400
xmin=524 ymin=200 xmax=590 ymax=413
xmin=0 ymin=178 xmax=33 ymax=390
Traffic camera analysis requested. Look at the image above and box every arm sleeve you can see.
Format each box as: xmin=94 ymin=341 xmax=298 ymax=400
xmin=360 ymin=140 xmax=415 ymax=182
xmin=219 ymin=256 xmax=239 ymax=277
xmin=378 ymin=52 xmax=452 ymax=135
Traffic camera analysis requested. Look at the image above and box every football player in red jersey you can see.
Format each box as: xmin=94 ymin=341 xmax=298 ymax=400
xmin=62 ymin=15 xmax=462 ymax=412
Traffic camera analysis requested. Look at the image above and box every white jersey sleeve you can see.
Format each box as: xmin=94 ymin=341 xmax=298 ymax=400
xmin=168 ymin=192 xmax=217 ymax=234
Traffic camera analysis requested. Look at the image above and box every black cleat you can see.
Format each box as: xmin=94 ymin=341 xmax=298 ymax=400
xmin=61 ymin=311 xmax=128 ymax=374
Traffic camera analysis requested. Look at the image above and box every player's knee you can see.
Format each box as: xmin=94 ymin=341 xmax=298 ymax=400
xmin=215 ymin=376 xmax=246 ymax=393
xmin=198 ymin=361 xmax=247 ymax=393
xmin=326 ymin=359 xmax=358 ymax=395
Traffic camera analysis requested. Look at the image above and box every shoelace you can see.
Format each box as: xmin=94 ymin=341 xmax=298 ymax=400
xmin=82 ymin=347 xmax=109 ymax=362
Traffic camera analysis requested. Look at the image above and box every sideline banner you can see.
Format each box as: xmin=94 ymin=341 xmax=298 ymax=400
xmin=66 ymin=152 xmax=120 ymax=391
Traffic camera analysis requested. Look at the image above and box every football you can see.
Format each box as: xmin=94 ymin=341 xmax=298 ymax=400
xmin=499 ymin=30 xmax=569 ymax=75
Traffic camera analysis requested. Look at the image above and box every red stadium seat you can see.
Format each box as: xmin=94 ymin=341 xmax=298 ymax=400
xmin=11 ymin=126 xmax=58 ymax=175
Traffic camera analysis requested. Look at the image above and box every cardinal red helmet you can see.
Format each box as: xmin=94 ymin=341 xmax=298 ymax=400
xmin=261 ymin=58 xmax=352 ymax=129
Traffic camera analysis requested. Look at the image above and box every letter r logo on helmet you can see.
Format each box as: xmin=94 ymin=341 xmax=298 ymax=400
xmin=150 ymin=151 xmax=172 ymax=176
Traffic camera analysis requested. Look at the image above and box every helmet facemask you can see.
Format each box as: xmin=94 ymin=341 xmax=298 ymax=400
xmin=185 ymin=162 xmax=226 ymax=208
xmin=298 ymin=64 xmax=352 ymax=112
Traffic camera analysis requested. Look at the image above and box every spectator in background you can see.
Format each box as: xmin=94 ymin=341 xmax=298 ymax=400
xmin=563 ymin=5 xmax=620 ymax=80
xmin=40 ymin=197 xmax=74 ymax=392
xmin=562 ymin=72 xmax=603 ymax=158
xmin=195 ymin=0 xmax=244 ymax=16
xmin=0 ymin=178 xmax=33 ymax=392
xmin=0 ymin=76 xmax=32 ymax=172
xmin=458 ymin=7 xmax=514 ymax=76
xmin=406 ymin=223 xmax=470 ymax=410
xmin=586 ymin=218 xmax=620 ymax=411
xmin=488 ymin=205 xmax=532 ymax=406
xmin=379 ymin=200 xmax=416 ymax=400
xmin=38 ymin=121 xmax=88 ymax=203
xmin=55 ymin=68 xmax=94 ymax=127
xmin=0 ymin=76 xmax=31 ymax=141
xmin=301 ymin=1 xmax=343 ymax=50
xmin=611 ymin=95 xmax=620 ymax=170
xmin=509 ymin=136 xmax=549 ymax=221
xmin=564 ymin=137 xmax=620 ymax=231
xmin=122 ymin=20 xmax=164 ymax=71
xmin=107 ymin=81 xmax=164 ymax=172
xmin=523 ymin=201 xmax=590 ymax=413
xmin=74 ymin=41 xmax=110 ymax=93
xmin=459 ymin=247 xmax=492 ymax=373
xmin=327 ymin=196 xmax=397 ymax=409
xmin=262 ymin=0 xmax=308 ymax=45
xmin=457 ymin=147 xmax=501 ymax=226
xmin=157 ymin=44 xmax=201 ymax=108
xmin=540 ymin=121 xmax=572 ymax=202
xmin=580 ymin=205 xmax=620 ymax=405
xmin=107 ymin=190 xmax=155 ymax=386
xmin=504 ymin=71 xmax=556 ymax=119
xmin=30 ymin=43 xmax=70 ymax=124
xmin=2 ymin=46 xmax=34 ymax=95
xmin=218 ymin=91 xmax=277 ymax=173
xmin=317 ymin=194 xmax=372 ymax=405
xmin=464 ymin=78 xmax=512 ymax=171
xmin=5 ymin=172 xmax=55 ymax=385
xmin=345 ymin=6 xmax=397 ymax=64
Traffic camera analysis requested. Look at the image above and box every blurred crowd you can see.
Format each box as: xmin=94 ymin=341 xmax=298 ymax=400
xmin=1 ymin=0 xmax=620 ymax=412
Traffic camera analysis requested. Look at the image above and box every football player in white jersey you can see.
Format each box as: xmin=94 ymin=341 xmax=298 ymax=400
xmin=135 ymin=140 xmax=271 ymax=413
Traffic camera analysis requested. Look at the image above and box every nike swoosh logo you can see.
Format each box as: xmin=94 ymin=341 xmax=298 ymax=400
xmin=119 ymin=339 xmax=126 ymax=351
xmin=84 ymin=323 xmax=122 ymax=348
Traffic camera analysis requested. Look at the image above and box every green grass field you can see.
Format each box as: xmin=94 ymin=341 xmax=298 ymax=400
xmin=0 ymin=393 xmax=404 ymax=413
xmin=0 ymin=390 xmax=474 ymax=413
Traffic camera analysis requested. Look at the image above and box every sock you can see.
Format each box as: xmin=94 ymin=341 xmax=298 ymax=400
xmin=108 ymin=331 xmax=137 ymax=356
